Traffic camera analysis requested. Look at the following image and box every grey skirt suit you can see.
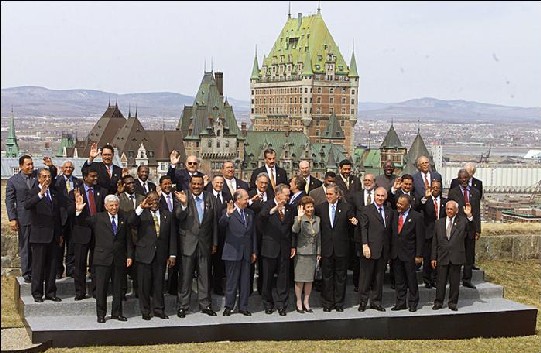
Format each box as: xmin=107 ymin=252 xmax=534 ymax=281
xmin=292 ymin=215 xmax=321 ymax=282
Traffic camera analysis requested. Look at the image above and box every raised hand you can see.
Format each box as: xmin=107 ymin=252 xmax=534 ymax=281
xmin=42 ymin=156 xmax=53 ymax=167
xmin=463 ymin=203 xmax=472 ymax=217
xmin=297 ymin=205 xmax=305 ymax=218
xmin=203 ymin=174 xmax=210 ymax=186
xmin=116 ymin=180 xmax=125 ymax=194
xmin=170 ymin=150 xmax=180 ymax=165
xmin=75 ymin=192 xmax=86 ymax=212
xmin=39 ymin=180 xmax=49 ymax=197
xmin=362 ymin=244 xmax=371 ymax=259
xmin=425 ymin=186 xmax=432 ymax=198
xmin=140 ymin=196 xmax=152 ymax=209
xmin=89 ymin=142 xmax=100 ymax=161
xmin=175 ymin=190 xmax=187 ymax=206
xmin=393 ymin=177 xmax=402 ymax=190
xmin=155 ymin=185 xmax=162 ymax=197
xmin=226 ymin=200 xmax=235 ymax=215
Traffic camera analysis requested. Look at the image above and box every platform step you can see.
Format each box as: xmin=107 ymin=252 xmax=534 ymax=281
xmin=24 ymin=298 xmax=538 ymax=347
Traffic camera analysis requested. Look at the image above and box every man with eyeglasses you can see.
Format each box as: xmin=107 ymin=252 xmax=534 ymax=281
xmin=168 ymin=151 xmax=205 ymax=192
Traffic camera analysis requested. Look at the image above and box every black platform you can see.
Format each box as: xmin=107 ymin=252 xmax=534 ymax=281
xmin=16 ymin=270 xmax=538 ymax=348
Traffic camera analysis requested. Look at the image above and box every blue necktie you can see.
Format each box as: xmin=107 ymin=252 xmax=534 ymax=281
xmin=240 ymin=209 xmax=246 ymax=227
xmin=111 ymin=217 xmax=117 ymax=236
xmin=46 ymin=191 xmax=52 ymax=204
xmin=378 ymin=207 xmax=386 ymax=227
xmin=331 ymin=204 xmax=336 ymax=227
xmin=196 ymin=196 xmax=204 ymax=223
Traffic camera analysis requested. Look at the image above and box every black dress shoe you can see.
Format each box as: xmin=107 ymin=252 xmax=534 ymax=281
xmin=201 ymin=307 xmax=217 ymax=316
xmin=304 ymin=307 xmax=313 ymax=313
xmin=432 ymin=304 xmax=443 ymax=310
xmin=370 ymin=305 xmax=386 ymax=312
xmin=75 ymin=294 xmax=89 ymax=301
xmin=154 ymin=312 xmax=169 ymax=319
xmin=391 ymin=304 xmax=407 ymax=311
xmin=358 ymin=304 xmax=367 ymax=312
xmin=264 ymin=308 xmax=274 ymax=315
xmin=240 ymin=310 xmax=252 ymax=316
xmin=97 ymin=316 xmax=106 ymax=323
xmin=45 ymin=296 xmax=62 ymax=302
xmin=223 ymin=307 xmax=232 ymax=316
xmin=121 ymin=294 xmax=128 ymax=301
xmin=142 ymin=314 xmax=151 ymax=320
xmin=278 ymin=308 xmax=287 ymax=316
xmin=56 ymin=274 xmax=63 ymax=280
xmin=23 ymin=275 xmax=31 ymax=283
xmin=424 ymin=282 xmax=433 ymax=289
xmin=408 ymin=306 xmax=418 ymax=312
xmin=335 ymin=306 xmax=344 ymax=312
xmin=353 ymin=287 xmax=359 ymax=292
xmin=463 ymin=281 xmax=476 ymax=289
xmin=177 ymin=309 xmax=187 ymax=318
xmin=449 ymin=305 xmax=458 ymax=311
xmin=111 ymin=315 xmax=127 ymax=322
xmin=322 ymin=307 xmax=332 ymax=312
xmin=34 ymin=297 xmax=44 ymax=303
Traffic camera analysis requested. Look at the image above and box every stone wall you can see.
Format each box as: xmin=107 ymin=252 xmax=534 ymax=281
xmin=477 ymin=234 xmax=541 ymax=261
xmin=1 ymin=233 xmax=20 ymax=276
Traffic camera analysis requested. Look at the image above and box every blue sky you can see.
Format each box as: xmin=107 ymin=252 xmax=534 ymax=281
xmin=1 ymin=1 xmax=540 ymax=107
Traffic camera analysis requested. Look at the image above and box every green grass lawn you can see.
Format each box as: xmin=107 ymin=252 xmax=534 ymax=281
xmin=2 ymin=259 xmax=539 ymax=353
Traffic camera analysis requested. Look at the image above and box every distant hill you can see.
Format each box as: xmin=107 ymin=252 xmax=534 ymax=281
xmin=1 ymin=87 xmax=539 ymax=122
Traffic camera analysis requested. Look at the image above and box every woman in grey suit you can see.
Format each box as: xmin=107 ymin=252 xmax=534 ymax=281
xmin=292 ymin=196 xmax=321 ymax=313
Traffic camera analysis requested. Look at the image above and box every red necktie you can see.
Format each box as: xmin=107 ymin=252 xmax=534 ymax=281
xmin=463 ymin=187 xmax=469 ymax=204
xmin=87 ymin=188 xmax=97 ymax=215
xmin=398 ymin=213 xmax=404 ymax=234
xmin=434 ymin=199 xmax=439 ymax=220
xmin=424 ymin=174 xmax=430 ymax=189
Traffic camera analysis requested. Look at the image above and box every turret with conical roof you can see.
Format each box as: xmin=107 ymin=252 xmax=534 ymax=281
xmin=251 ymin=47 xmax=260 ymax=81
xmin=5 ymin=109 xmax=20 ymax=158
xmin=403 ymin=129 xmax=435 ymax=174
xmin=349 ymin=51 xmax=359 ymax=78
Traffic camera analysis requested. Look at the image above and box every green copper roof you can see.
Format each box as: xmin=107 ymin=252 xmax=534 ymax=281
xmin=310 ymin=143 xmax=346 ymax=169
xmin=403 ymin=132 xmax=432 ymax=174
xmin=349 ymin=52 xmax=359 ymax=78
xmin=261 ymin=12 xmax=349 ymax=75
xmin=322 ymin=114 xmax=345 ymax=139
xmin=380 ymin=122 xmax=402 ymax=148
xmin=302 ymin=48 xmax=313 ymax=76
xmin=5 ymin=110 xmax=19 ymax=158
xmin=244 ymin=131 xmax=310 ymax=168
xmin=251 ymin=50 xmax=260 ymax=80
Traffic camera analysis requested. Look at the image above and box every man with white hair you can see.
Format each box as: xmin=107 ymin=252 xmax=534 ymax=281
xmin=412 ymin=156 xmax=442 ymax=202
xmin=450 ymin=162 xmax=484 ymax=199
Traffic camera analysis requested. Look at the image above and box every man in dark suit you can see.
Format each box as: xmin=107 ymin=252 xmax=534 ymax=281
xmin=298 ymin=160 xmax=322 ymax=194
xmin=449 ymin=162 xmax=483 ymax=199
xmin=118 ymin=174 xmax=145 ymax=299
xmin=134 ymin=165 xmax=156 ymax=196
xmin=334 ymin=159 xmax=361 ymax=202
xmin=249 ymin=148 xmax=288 ymax=200
xmin=221 ymin=161 xmax=249 ymax=200
xmin=24 ymin=168 xmax=64 ymax=302
xmin=54 ymin=160 xmax=79 ymax=279
xmin=432 ymin=200 xmax=473 ymax=311
xmin=315 ymin=184 xmax=358 ymax=312
xmin=247 ymin=172 xmax=270 ymax=294
xmin=447 ymin=169 xmax=482 ymax=289
xmin=69 ymin=167 xmax=106 ymax=300
xmin=412 ymin=155 xmax=442 ymax=202
xmin=207 ymin=175 xmax=231 ymax=295
xmin=82 ymin=143 xmax=122 ymax=196
xmin=288 ymin=176 xmax=306 ymax=211
xmin=76 ymin=194 xmax=132 ymax=323
xmin=259 ymin=183 xmax=295 ymax=316
xmin=158 ymin=175 xmax=181 ymax=295
xmin=389 ymin=174 xmax=419 ymax=210
xmin=356 ymin=187 xmax=393 ymax=312
xmin=6 ymin=155 xmax=57 ymax=283
xmin=390 ymin=194 xmax=424 ymax=312
xmin=128 ymin=191 xmax=176 ymax=320
xmin=174 ymin=175 xmax=218 ymax=317
xmin=220 ymin=189 xmax=257 ymax=316
xmin=420 ymin=179 xmax=447 ymax=288
xmin=168 ymin=152 xmax=205 ymax=192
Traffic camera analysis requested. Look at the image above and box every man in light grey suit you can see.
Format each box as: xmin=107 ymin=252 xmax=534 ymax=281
xmin=220 ymin=189 xmax=257 ymax=316
xmin=174 ymin=175 xmax=218 ymax=318
xmin=6 ymin=155 xmax=57 ymax=283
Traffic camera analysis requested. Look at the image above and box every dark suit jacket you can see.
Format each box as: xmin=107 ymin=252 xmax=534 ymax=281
xmin=412 ymin=170 xmax=442 ymax=201
xmin=390 ymin=209 xmax=424 ymax=261
xmin=134 ymin=180 xmax=157 ymax=196
xmin=214 ymin=177 xmax=250 ymax=201
xmin=306 ymin=175 xmax=322 ymax=193
xmin=220 ymin=208 xmax=257 ymax=261
xmin=127 ymin=209 xmax=177 ymax=265
xmin=6 ymin=166 xmax=57 ymax=226
xmin=249 ymin=165 xmax=288 ymax=199
xmin=259 ymin=200 xmax=294 ymax=259
xmin=70 ymin=185 xmax=107 ymax=244
xmin=431 ymin=216 xmax=471 ymax=265
xmin=248 ymin=188 xmax=268 ymax=235
xmin=308 ymin=186 xmax=327 ymax=206
xmin=315 ymin=200 xmax=355 ymax=258
xmin=389 ymin=189 xmax=420 ymax=211
xmin=87 ymin=211 xmax=131 ymax=266
xmin=54 ymin=175 xmax=80 ymax=228
xmin=24 ymin=186 xmax=64 ymax=244
xmin=167 ymin=166 xmax=203 ymax=192
xmin=289 ymin=191 xmax=306 ymax=213
xmin=334 ymin=174 xmax=361 ymax=201
xmin=159 ymin=192 xmax=178 ymax=213
xmin=82 ymin=161 xmax=122 ymax=195
xmin=174 ymin=191 xmax=218 ymax=257
xmin=447 ymin=186 xmax=481 ymax=235
xmin=421 ymin=196 xmax=447 ymax=240
xmin=358 ymin=204 xmax=393 ymax=260
xmin=450 ymin=177 xmax=484 ymax=199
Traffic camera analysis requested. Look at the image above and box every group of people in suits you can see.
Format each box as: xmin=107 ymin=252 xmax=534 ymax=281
xmin=7 ymin=143 xmax=484 ymax=321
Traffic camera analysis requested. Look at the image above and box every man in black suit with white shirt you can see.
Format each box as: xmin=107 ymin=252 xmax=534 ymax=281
xmin=82 ymin=143 xmax=122 ymax=196
xmin=249 ymin=148 xmax=288 ymax=199
xmin=298 ymin=160 xmax=322 ymax=194
xmin=134 ymin=165 xmax=156 ymax=196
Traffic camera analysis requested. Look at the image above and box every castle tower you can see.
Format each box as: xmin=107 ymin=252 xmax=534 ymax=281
xmin=380 ymin=121 xmax=407 ymax=172
xmin=250 ymin=10 xmax=359 ymax=155
xmin=5 ymin=109 xmax=20 ymax=158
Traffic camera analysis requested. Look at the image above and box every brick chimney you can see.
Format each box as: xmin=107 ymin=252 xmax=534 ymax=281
xmin=215 ymin=72 xmax=224 ymax=97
